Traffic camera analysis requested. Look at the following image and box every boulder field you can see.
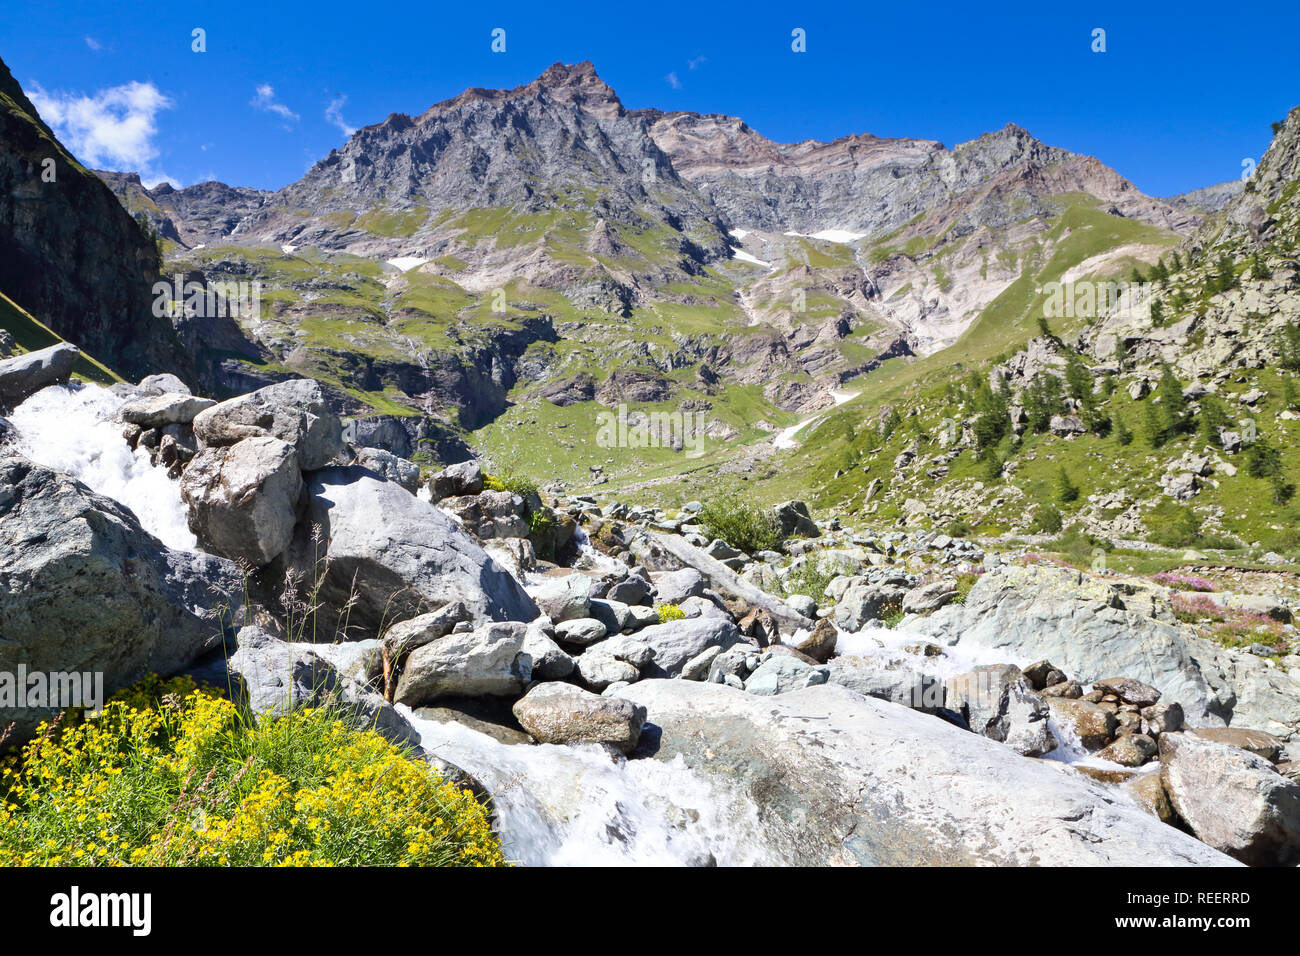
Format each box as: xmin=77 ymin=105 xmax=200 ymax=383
xmin=4 ymin=373 xmax=1300 ymax=866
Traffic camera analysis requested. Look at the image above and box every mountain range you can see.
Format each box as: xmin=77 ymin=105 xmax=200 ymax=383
xmin=82 ymin=63 xmax=1221 ymax=429
xmin=4 ymin=55 xmax=1295 ymax=553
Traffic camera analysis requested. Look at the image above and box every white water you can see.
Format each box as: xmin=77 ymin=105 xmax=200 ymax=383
xmin=403 ymin=707 xmax=777 ymax=866
xmin=571 ymin=525 xmax=625 ymax=575
xmin=9 ymin=383 xmax=197 ymax=550
xmin=835 ymin=622 xmax=1132 ymax=773
xmin=828 ymin=624 xmax=1012 ymax=677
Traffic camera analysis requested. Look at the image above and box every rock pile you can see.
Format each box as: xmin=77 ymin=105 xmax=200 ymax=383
xmin=7 ymin=369 xmax=1300 ymax=865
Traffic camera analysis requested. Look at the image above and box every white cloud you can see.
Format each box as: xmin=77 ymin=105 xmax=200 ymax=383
xmin=325 ymin=95 xmax=356 ymax=137
xmin=688 ymin=55 xmax=707 ymax=71
xmin=26 ymin=80 xmax=174 ymax=177
xmin=665 ymin=71 xmax=681 ymax=90
xmin=142 ymin=171 xmax=183 ymax=189
xmin=84 ymin=36 xmax=104 ymax=51
xmin=251 ymin=84 xmax=299 ymax=124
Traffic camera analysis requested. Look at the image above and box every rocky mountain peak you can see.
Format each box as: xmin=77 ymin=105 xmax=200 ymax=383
xmin=418 ymin=60 xmax=623 ymax=123
xmin=530 ymin=60 xmax=623 ymax=118
xmin=232 ymin=59 xmax=725 ymax=264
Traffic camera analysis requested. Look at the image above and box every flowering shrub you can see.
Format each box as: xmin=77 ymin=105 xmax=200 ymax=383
xmin=484 ymin=471 xmax=538 ymax=498
xmin=1170 ymin=592 xmax=1224 ymax=622
xmin=1170 ymin=595 xmax=1287 ymax=652
xmin=1153 ymin=571 xmax=1216 ymax=592
xmin=880 ymin=599 xmax=906 ymax=629
xmin=0 ymin=676 xmax=506 ymax=867
xmin=1210 ymin=612 xmax=1289 ymax=652
xmin=655 ymin=603 xmax=686 ymax=623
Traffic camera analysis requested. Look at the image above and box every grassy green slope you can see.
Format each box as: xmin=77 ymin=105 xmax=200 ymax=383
xmin=0 ymin=289 xmax=121 ymax=385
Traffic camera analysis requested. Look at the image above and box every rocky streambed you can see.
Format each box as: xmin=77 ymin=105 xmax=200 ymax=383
xmin=3 ymin=349 xmax=1300 ymax=866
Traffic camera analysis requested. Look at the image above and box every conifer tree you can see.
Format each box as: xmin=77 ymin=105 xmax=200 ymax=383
xmin=1199 ymin=393 xmax=1230 ymax=447
xmin=1250 ymin=252 xmax=1271 ymax=280
xmin=1154 ymin=364 xmax=1191 ymax=439
xmin=1115 ymin=413 xmax=1133 ymax=446
xmin=1055 ymin=466 xmax=1080 ymax=504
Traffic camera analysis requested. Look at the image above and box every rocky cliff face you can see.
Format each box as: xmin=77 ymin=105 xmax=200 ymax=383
xmin=240 ymin=62 xmax=729 ymax=267
xmin=646 ymin=114 xmax=1193 ymax=235
xmin=1198 ymin=105 xmax=1300 ymax=256
xmin=1164 ymin=179 xmax=1246 ymax=214
xmin=97 ymin=172 xmax=272 ymax=250
xmin=0 ymin=55 xmax=191 ymax=381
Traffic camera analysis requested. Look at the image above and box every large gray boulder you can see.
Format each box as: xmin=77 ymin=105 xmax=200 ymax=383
xmin=575 ymin=650 xmax=640 ymax=691
xmin=1159 ymin=731 xmax=1300 ymax=866
xmin=226 ymin=626 xmax=418 ymax=748
xmin=826 ymin=657 xmax=944 ymax=713
xmin=119 ymin=392 xmax=215 ymax=428
xmin=180 ymin=436 xmax=302 ymax=565
xmin=945 ymin=664 xmax=1057 ymax=757
xmin=904 ymin=564 xmax=1300 ymax=737
xmin=0 ymin=456 xmax=241 ymax=743
xmin=428 ymin=460 xmax=483 ymax=501
xmin=588 ymin=597 xmax=633 ymax=634
xmin=773 ymin=500 xmax=819 ymax=538
xmin=285 ymin=466 xmax=537 ymax=638
xmin=555 ymin=617 xmax=608 ymax=646
xmin=528 ymin=573 xmax=592 ymax=623
xmin=137 ymin=372 xmax=190 ymax=396
xmin=1186 ymin=727 xmax=1284 ymax=762
xmin=606 ymin=574 xmax=652 ymax=606
xmin=617 ymin=680 xmax=1235 ymax=866
xmin=744 ymin=655 xmax=829 ymax=696
xmin=588 ymin=634 xmax=656 ymax=670
xmin=1091 ymin=676 xmax=1161 ymax=707
xmin=522 ymin=618 xmax=575 ymax=681
xmin=1193 ymin=646 xmax=1300 ymax=741
xmin=353 ymin=446 xmax=420 ymax=493
xmin=633 ymin=617 xmax=743 ymax=677
xmin=192 ymin=378 xmax=345 ymax=469
xmin=0 ymin=343 xmax=78 ymax=407
xmin=654 ymin=568 xmax=706 ymax=606
xmin=832 ymin=580 xmax=908 ymax=631
xmin=393 ymin=621 xmax=531 ymax=706
xmin=902 ymin=580 xmax=959 ymax=614
xmin=512 ymin=682 xmax=646 ymax=753
xmin=380 ymin=602 xmax=472 ymax=663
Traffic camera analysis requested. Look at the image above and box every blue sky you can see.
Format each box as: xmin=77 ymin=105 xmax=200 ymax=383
xmin=2 ymin=0 xmax=1297 ymax=197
